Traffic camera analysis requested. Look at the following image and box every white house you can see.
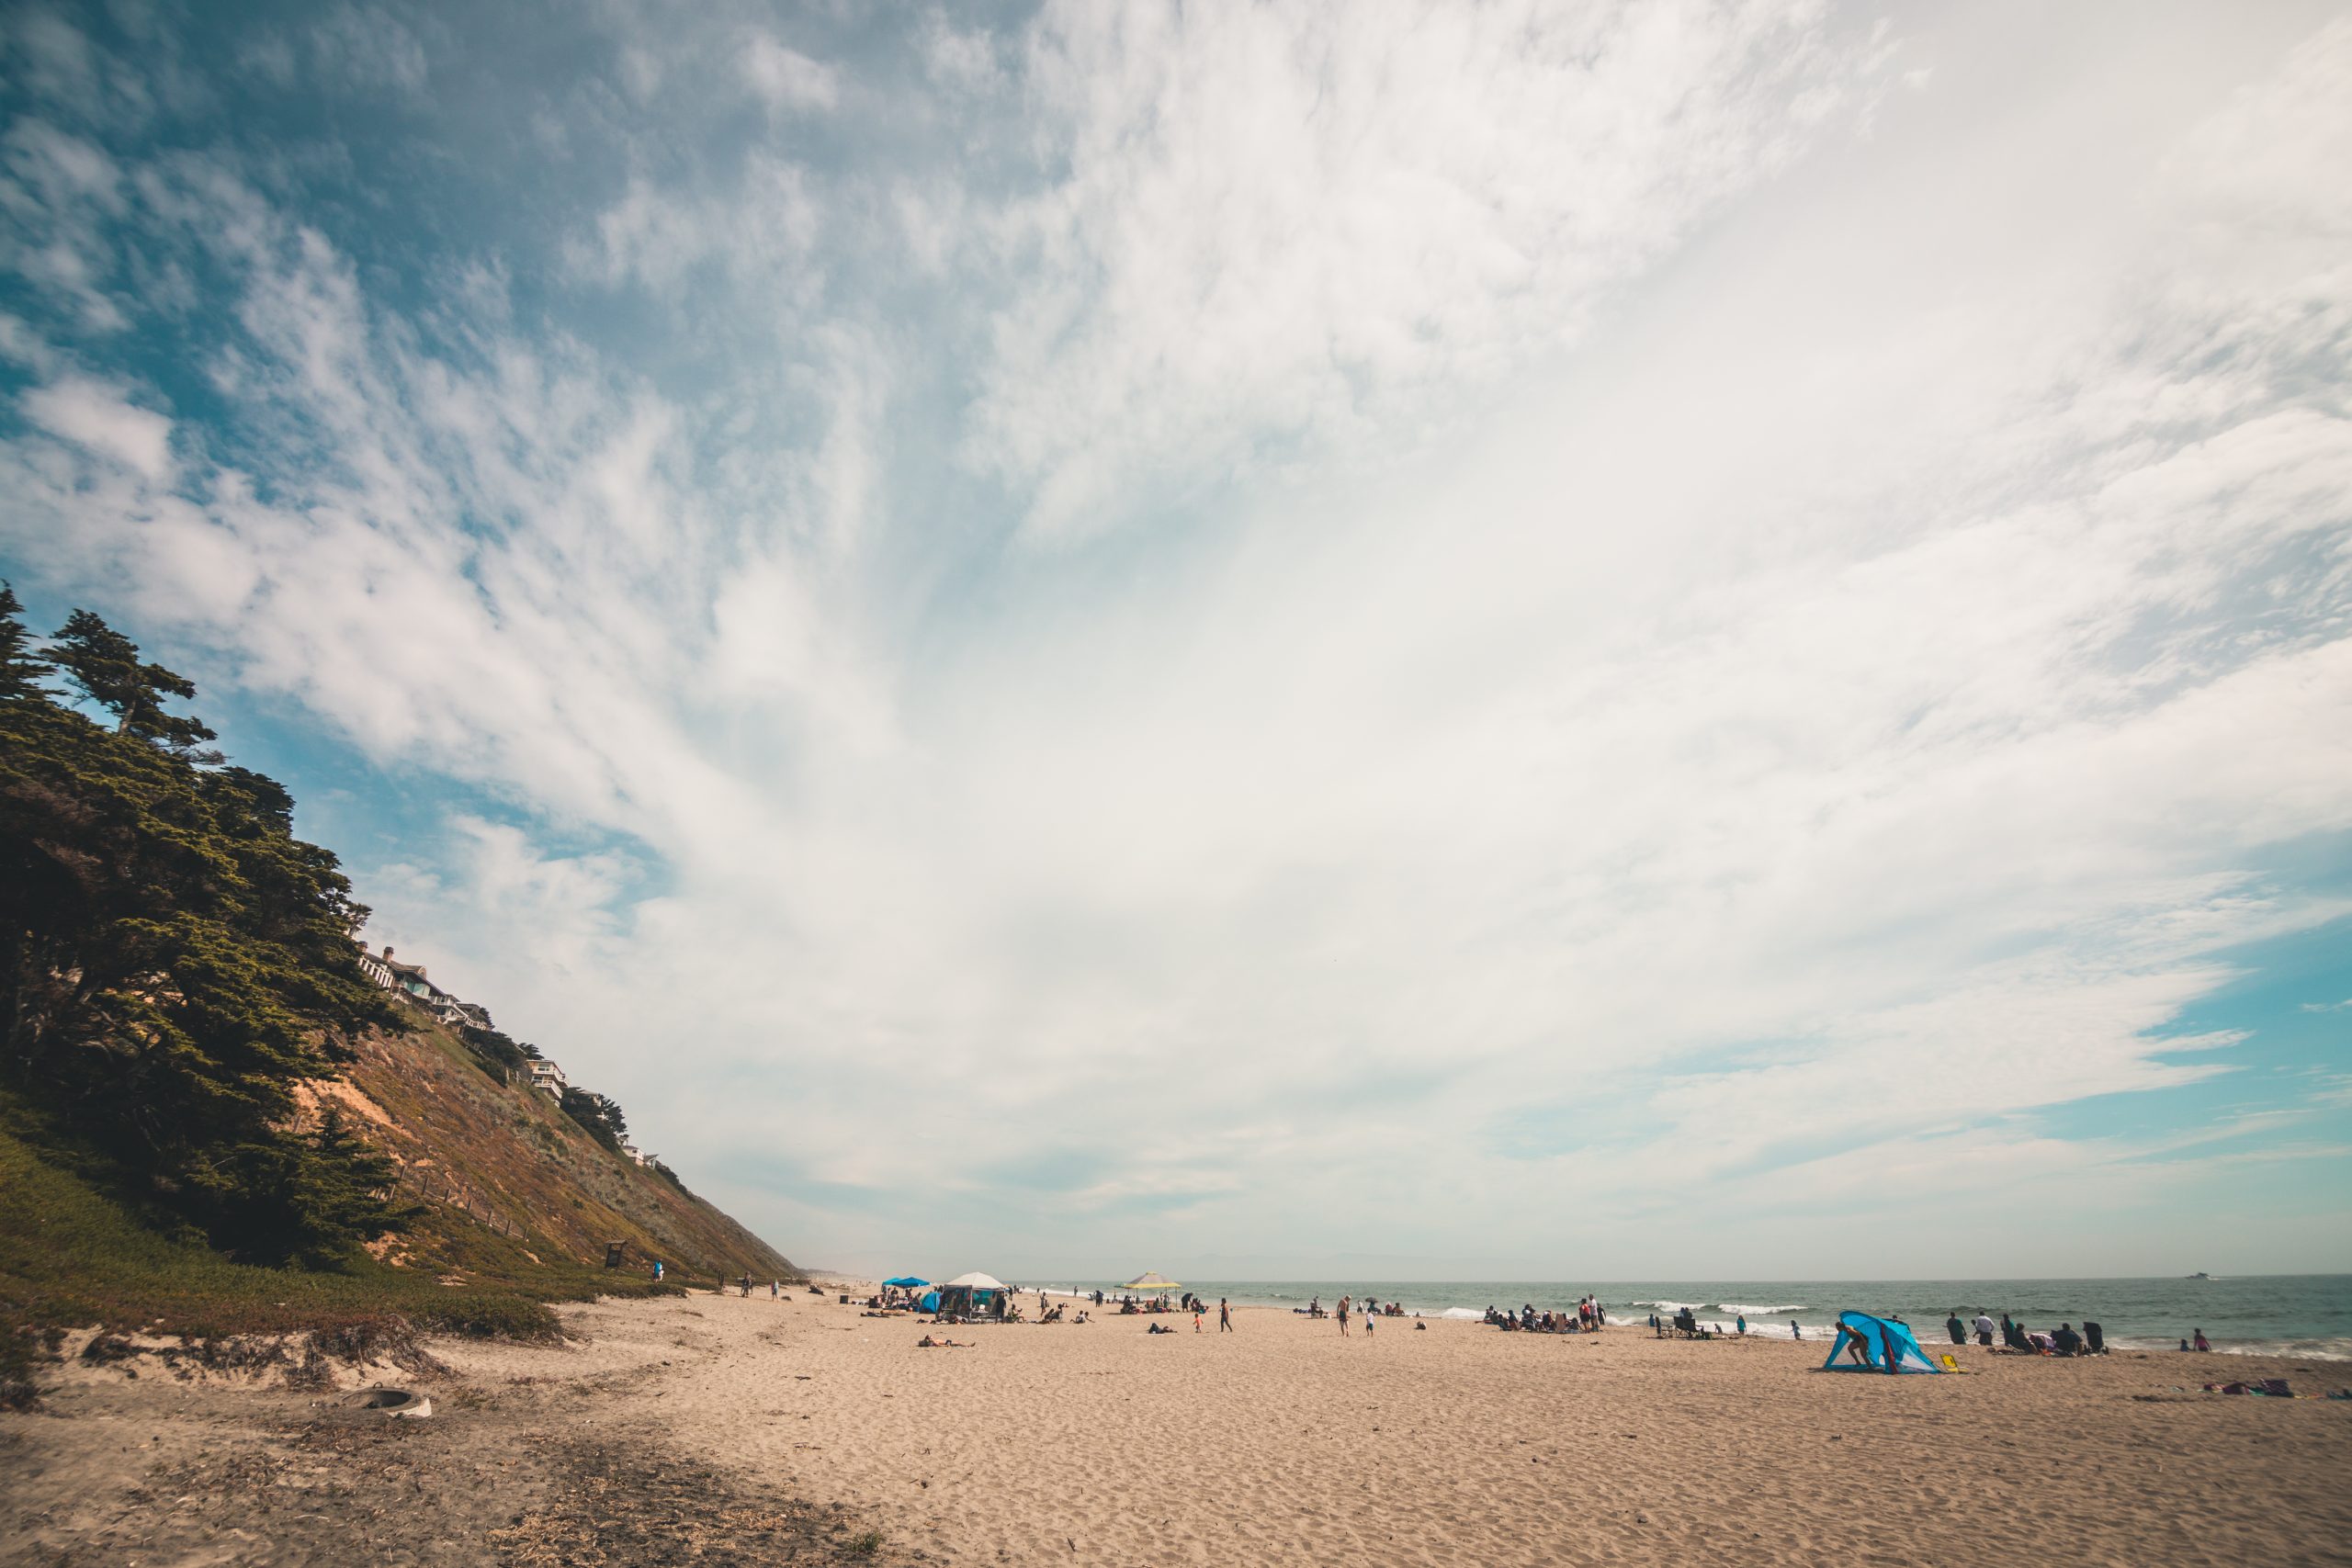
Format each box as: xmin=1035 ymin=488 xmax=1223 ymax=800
xmin=352 ymin=942 xmax=394 ymax=989
xmin=526 ymin=1059 xmax=567 ymax=1096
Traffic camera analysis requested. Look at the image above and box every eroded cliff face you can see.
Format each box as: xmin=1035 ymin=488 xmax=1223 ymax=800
xmin=324 ymin=1010 xmax=797 ymax=1286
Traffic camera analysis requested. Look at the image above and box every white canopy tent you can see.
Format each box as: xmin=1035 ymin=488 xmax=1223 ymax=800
xmin=943 ymin=1271 xmax=1006 ymax=1291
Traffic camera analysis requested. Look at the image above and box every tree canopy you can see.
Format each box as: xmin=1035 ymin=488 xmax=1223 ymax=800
xmin=41 ymin=607 xmax=219 ymax=754
xmin=0 ymin=602 xmax=400 ymax=1266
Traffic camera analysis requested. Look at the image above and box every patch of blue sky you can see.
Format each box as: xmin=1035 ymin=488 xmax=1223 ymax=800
xmin=2030 ymin=902 xmax=2352 ymax=1156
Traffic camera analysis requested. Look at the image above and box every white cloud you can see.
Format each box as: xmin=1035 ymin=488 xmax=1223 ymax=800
xmin=2 ymin=4 xmax=2349 ymax=1277
xmin=309 ymin=6 xmax=429 ymax=96
xmin=20 ymin=374 xmax=173 ymax=482
xmin=969 ymin=0 xmax=1879 ymax=541
xmin=741 ymin=34 xmax=838 ymax=114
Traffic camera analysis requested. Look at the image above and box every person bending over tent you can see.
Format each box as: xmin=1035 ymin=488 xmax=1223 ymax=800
xmin=1822 ymin=1311 xmax=1941 ymax=1374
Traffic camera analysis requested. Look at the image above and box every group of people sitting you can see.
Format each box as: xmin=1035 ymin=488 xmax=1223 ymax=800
xmin=1486 ymin=1296 xmax=1607 ymax=1334
xmin=1951 ymin=1310 xmax=2108 ymax=1356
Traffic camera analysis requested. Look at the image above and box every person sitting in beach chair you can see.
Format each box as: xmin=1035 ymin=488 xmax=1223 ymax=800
xmin=1673 ymin=1307 xmax=1699 ymax=1337
xmin=2052 ymin=1324 xmax=2084 ymax=1357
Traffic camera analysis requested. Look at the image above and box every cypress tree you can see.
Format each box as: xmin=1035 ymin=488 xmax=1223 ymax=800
xmin=41 ymin=608 xmax=219 ymax=753
xmin=0 ymin=585 xmax=51 ymax=700
xmin=1 ymin=613 xmax=401 ymax=1265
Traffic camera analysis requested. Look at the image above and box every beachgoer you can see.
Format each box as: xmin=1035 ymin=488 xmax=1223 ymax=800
xmin=1882 ymin=1324 xmax=1902 ymax=1374
xmin=652 ymin=1260 xmax=663 ymax=1283
xmin=1193 ymin=1302 xmax=1204 ymax=1333
xmin=1219 ymin=1298 xmax=1232 ymax=1333
xmin=2179 ymin=1338 xmax=2191 ymax=1351
xmin=1973 ymin=1312 xmax=1996 ymax=1347
xmin=1947 ymin=1312 xmax=1965 ymax=1346
xmin=1365 ymin=1305 xmax=1375 ymax=1337
xmin=740 ymin=1274 xmax=752 ymax=1298
xmin=2193 ymin=1328 xmax=2211 ymax=1352
xmin=1736 ymin=1314 xmax=1747 ymax=1337
xmin=1339 ymin=1295 xmax=1351 ymax=1337
xmin=2052 ymin=1323 xmax=2083 ymax=1356
xmin=1846 ymin=1327 xmax=1871 ymax=1366
xmin=1791 ymin=1319 xmax=1802 ymax=1340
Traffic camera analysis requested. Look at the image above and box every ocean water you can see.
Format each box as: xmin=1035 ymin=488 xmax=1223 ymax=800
xmin=1037 ymin=1275 xmax=2352 ymax=1359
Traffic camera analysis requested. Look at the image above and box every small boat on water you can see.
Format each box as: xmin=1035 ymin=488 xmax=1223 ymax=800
xmin=2186 ymin=1271 xmax=2211 ymax=1280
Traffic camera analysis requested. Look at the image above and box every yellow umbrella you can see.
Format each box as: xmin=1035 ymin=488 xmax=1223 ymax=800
xmin=1122 ymin=1271 xmax=1182 ymax=1292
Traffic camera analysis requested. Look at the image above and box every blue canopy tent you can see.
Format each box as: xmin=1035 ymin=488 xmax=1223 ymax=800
xmin=1822 ymin=1310 xmax=1941 ymax=1373
xmin=883 ymin=1276 xmax=929 ymax=1289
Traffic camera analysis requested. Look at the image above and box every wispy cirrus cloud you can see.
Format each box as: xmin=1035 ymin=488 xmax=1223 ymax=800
xmin=1 ymin=2 xmax=2348 ymax=1278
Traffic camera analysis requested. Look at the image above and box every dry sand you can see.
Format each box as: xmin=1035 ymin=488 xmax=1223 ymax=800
xmin=8 ymin=1290 xmax=2349 ymax=1565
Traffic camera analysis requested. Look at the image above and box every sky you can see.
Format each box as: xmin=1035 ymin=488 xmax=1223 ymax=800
xmin=2 ymin=0 xmax=2348 ymax=1282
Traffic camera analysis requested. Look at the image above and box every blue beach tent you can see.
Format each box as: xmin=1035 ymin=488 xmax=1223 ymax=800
xmin=1822 ymin=1310 xmax=1941 ymax=1373
xmin=883 ymin=1276 xmax=929 ymax=1289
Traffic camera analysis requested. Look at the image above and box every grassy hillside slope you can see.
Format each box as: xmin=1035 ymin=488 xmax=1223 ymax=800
xmin=1 ymin=998 xmax=796 ymax=1345
xmin=338 ymin=998 xmax=797 ymax=1289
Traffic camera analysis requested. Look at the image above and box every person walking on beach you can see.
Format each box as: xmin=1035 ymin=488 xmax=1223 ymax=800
xmin=1364 ymin=1303 xmax=1375 ymax=1337
xmin=1973 ymin=1312 xmax=1996 ymax=1347
xmin=1947 ymin=1311 xmax=1965 ymax=1346
xmin=1339 ymin=1295 xmax=1351 ymax=1337
xmin=1736 ymin=1314 xmax=1747 ymax=1337
xmin=1791 ymin=1319 xmax=1803 ymax=1340
xmin=1219 ymin=1298 xmax=1232 ymax=1333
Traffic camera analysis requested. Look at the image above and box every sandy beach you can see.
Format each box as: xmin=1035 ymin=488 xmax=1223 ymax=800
xmin=7 ymin=1289 xmax=2348 ymax=1566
